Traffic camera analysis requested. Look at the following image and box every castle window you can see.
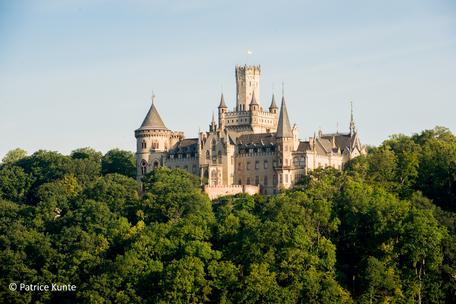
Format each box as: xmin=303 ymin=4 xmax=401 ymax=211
xmin=212 ymin=139 xmax=216 ymax=152
xmin=246 ymin=161 xmax=251 ymax=170
xmin=238 ymin=162 xmax=242 ymax=170
xmin=285 ymin=174 xmax=288 ymax=183
xmin=273 ymin=175 xmax=277 ymax=185
xmin=206 ymin=151 xmax=210 ymax=160
xmin=218 ymin=151 xmax=222 ymax=164
xmin=192 ymin=164 xmax=197 ymax=173
xmin=255 ymin=160 xmax=259 ymax=170
xmin=264 ymin=175 xmax=268 ymax=186
xmin=238 ymin=179 xmax=242 ymax=184
xmin=153 ymin=161 xmax=159 ymax=169
xmin=247 ymin=177 xmax=251 ymax=185
xmin=255 ymin=176 xmax=259 ymax=185
xmin=141 ymin=140 xmax=147 ymax=149
xmin=141 ymin=160 xmax=148 ymax=175
xmin=264 ymin=160 xmax=268 ymax=169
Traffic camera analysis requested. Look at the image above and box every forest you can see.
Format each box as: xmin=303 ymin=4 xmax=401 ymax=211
xmin=0 ymin=126 xmax=455 ymax=303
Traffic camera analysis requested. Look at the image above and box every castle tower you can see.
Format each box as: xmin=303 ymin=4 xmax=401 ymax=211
xmin=275 ymin=95 xmax=294 ymax=189
xmin=218 ymin=93 xmax=227 ymax=129
xmin=135 ymin=95 xmax=181 ymax=179
xmin=235 ymin=65 xmax=261 ymax=111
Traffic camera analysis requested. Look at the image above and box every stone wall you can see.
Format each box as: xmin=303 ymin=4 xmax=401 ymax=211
xmin=204 ymin=184 xmax=260 ymax=200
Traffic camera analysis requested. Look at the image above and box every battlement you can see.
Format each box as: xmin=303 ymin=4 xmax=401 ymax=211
xmin=235 ymin=64 xmax=261 ymax=76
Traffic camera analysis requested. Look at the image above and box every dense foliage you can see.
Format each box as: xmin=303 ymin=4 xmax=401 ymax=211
xmin=0 ymin=127 xmax=455 ymax=303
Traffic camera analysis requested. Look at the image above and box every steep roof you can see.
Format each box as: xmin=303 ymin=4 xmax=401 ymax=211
xmin=218 ymin=93 xmax=227 ymax=108
xmin=269 ymin=94 xmax=278 ymax=109
xmin=237 ymin=133 xmax=276 ymax=146
xmin=250 ymin=91 xmax=259 ymax=105
xmin=169 ymin=138 xmax=198 ymax=153
xmin=276 ymin=96 xmax=293 ymax=138
xmin=139 ymin=98 xmax=168 ymax=130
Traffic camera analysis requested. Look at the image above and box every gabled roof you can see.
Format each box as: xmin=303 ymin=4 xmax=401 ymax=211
xmin=276 ymin=96 xmax=293 ymax=138
xmin=139 ymin=98 xmax=167 ymax=130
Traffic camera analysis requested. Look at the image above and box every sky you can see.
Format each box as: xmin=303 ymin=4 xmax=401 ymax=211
xmin=1 ymin=0 xmax=455 ymax=159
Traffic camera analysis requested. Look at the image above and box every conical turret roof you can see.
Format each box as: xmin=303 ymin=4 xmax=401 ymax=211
xmin=218 ymin=93 xmax=227 ymax=108
xmin=269 ymin=94 xmax=278 ymax=109
xmin=250 ymin=91 xmax=259 ymax=105
xmin=139 ymin=96 xmax=167 ymax=130
xmin=276 ymin=96 xmax=293 ymax=138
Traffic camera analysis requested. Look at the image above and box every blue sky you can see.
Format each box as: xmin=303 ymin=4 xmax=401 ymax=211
xmin=1 ymin=0 xmax=455 ymax=158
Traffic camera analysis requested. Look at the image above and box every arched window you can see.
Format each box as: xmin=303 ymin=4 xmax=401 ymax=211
xmin=218 ymin=151 xmax=222 ymax=164
xmin=141 ymin=140 xmax=147 ymax=149
xmin=141 ymin=160 xmax=148 ymax=175
xmin=151 ymin=141 xmax=159 ymax=150
xmin=206 ymin=150 xmax=210 ymax=160
xmin=153 ymin=161 xmax=159 ymax=169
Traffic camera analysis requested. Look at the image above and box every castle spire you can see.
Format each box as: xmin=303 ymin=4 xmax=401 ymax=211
xmin=218 ymin=93 xmax=227 ymax=108
xmin=276 ymin=95 xmax=293 ymax=138
xmin=210 ymin=111 xmax=217 ymax=132
xmin=269 ymin=94 xmax=278 ymax=110
xmin=138 ymin=94 xmax=167 ymax=130
xmin=250 ymin=91 xmax=259 ymax=105
xmin=349 ymin=101 xmax=356 ymax=135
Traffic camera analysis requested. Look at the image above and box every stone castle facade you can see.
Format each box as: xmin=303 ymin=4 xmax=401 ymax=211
xmin=135 ymin=64 xmax=366 ymax=197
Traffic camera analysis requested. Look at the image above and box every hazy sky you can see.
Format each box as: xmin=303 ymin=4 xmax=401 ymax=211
xmin=1 ymin=0 xmax=455 ymax=159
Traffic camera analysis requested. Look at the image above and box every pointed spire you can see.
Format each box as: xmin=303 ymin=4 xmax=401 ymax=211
xmin=349 ymin=101 xmax=356 ymax=135
xmin=210 ymin=111 xmax=217 ymax=132
xmin=269 ymin=94 xmax=278 ymax=109
xmin=139 ymin=94 xmax=167 ymax=130
xmin=218 ymin=93 xmax=227 ymax=108
xmin=250 ymin=91 xmax=259 ymax=105
xmin=276 ymin=96 xmax=293 ymax=138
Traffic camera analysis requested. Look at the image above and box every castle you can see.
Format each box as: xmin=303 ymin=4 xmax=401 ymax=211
xmin=135 ymin=65 xmax=366 ymax=198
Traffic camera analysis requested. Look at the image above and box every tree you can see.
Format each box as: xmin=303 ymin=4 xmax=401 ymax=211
xmin=0 ymin=165 xmax=32 ymax=202
xmin=101 ymin=149 xmax=136 ymax=178
xmin=2 ymin=148 xmax=27 ymax=164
